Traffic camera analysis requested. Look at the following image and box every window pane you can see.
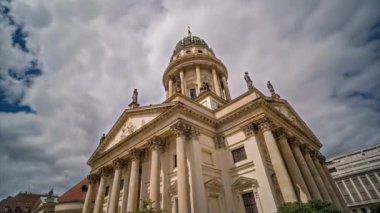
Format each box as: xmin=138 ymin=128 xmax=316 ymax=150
xmin=232 ymin=147 xmax=247 ymax=163
xmin=242 ymin=192 xmax=258 ymax=213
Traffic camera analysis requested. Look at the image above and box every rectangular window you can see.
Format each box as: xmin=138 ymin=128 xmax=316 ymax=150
xmin=241 ymin=192 xmax=258 ymax=213
xmin=345 ymin=179 xmax=360 ymax=202
xmin=174 ymin=155 xmax=177 ymax=168
xmin=190 ymin=88 xmax=197 ymax=99
xmin=360 ymin=175 xmax=379 ymax=199
xmin=352 ymin=177 xmax=369 ymax=201
xmin=232 ymin=146 xmax=247 ymax=163
xmin=337 ymin=181 xmax=353 ymax=204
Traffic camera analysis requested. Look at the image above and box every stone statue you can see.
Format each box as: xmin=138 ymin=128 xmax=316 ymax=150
xmin=48 ymin=188 xmax=53 ymax=198
xmin=200 ymin=82 xmax=210 ymax=93
xmin=99 ymin=133 xmax=106 ymax=143
xmin=267 ymin=81 xmax=280 ymax=98
xmin=244 ymin=72 xmax=254 ymax=90
xmin=129 ymin=88 xmax=140 ymax=108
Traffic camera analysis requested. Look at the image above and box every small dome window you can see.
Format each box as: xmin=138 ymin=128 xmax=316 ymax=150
xmin=186 ymin=50 xmax=191 ymax=54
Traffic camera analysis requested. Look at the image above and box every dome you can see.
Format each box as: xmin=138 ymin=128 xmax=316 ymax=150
xmin=173 ymin=35 xmax=210 ymax=54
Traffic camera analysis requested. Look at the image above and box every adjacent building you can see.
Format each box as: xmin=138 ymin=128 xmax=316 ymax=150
xmin=327 ymin=144 xmax=380 ymax=212
xmin=81 ymin=29 xmax=347 ymax=213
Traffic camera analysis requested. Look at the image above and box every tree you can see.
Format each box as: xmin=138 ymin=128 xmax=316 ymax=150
xmin=277 ymin=200 xmax=340 ymax=213
xmin=134 ymin=199 xmax=168 ymax=213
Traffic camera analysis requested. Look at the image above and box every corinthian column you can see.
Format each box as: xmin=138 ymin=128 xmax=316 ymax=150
xmin=108 ymin=158 xmax=127 ymax=213
xmin=170 ymin=119 xmax=197 ymax=213
xmin=274 ymin=128 xmax=311 ymax=202
xmin=258 ymin=118 xmax=297 ymax=202
xmin=180 ymin=71 xmax=185 ymax=95
xmin=148 ymin=136 xmax=165 ymax=209
xmin=82 ymin=174 xmax=99 ymax=213
xmin=94 ymin=166 xmax=112 ymax=213
xmin=289 ymin=139 xmax=322 ymax=200
xmin=301 ymin=145 xmax=332 ymax=202
xmin=127 ymin=148 xmax=141 ymax=213
xmin=168 ymin=77 xmax=173 ymax=97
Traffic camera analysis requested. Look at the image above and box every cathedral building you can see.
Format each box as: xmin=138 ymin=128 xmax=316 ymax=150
xmin=82 ymin=30 xmax=347 ymax=213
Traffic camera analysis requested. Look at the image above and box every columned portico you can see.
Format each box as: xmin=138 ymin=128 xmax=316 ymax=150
xmin=108 ymin=158 xmax=127 ymax=213
xmin=301 ymin=145 xmax=332 ymax=202
xmin=258 ymin=118 xmax=298 ymax=203
xmin=148 ymin=136 xmax=165 ymax=208
xmin=94 ymin=166 xmax=113 ymax=213
xmin=82 ymin=174 xmax=98 ymax=213
xmin=127 ymin=148 xmax=141 ymax=213
xmin=274 ymin=128 xmax=311 ymax=202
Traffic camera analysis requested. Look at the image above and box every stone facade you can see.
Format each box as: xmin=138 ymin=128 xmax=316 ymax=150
xmin=82 ymin=31 xmax=347 ymax=213
xmin=326 ymin=144 xmax=380 ymax=212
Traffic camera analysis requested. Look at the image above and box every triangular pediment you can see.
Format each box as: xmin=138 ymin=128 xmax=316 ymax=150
xmin=268 ymin=100 xmax=321 ymax=146
xmin=232 ymin=176 xmax=258 ymax=190
xmin=88 ymin=103 xmax=175 ymax=162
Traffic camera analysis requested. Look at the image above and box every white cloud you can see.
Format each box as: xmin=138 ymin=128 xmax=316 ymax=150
xmin=0 ymin=0 xmax=379 ymax=198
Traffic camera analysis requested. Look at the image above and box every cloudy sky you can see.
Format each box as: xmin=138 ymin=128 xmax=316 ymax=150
xmin=1 ymin=0 xmax=379 ymax=199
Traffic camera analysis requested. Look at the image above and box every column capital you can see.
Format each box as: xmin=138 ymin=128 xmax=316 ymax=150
xmin=213 ymin=135 xmax=226 ymax=149
xmin=241 ymin=122 xmax=259 ymax=137
xmin=87 ymin=174 xmax=100 ymax=184
xmin=148 ymin=136 xmax=165 ymax=150
xmin=318 ymin=154 xmax=326 ymax=164
xmin=98 ymin=166 xmax=113 ymax=177
xmin=112 ymin=158 xmax=127 ymax=169
xmin=273 ymin=127 xmax=288 ymax=140
xmin=300 ymin=144 xmax=311 ymax=155
xmin=129 ymin=148 xmax=142 ymax=160
xmin=257 ymin=117 xmax=275 ymax=132
xmin=309 ymin=150 xmax=319 ymax=159
xmin=170 ymin=119 xmax=199 ymax=139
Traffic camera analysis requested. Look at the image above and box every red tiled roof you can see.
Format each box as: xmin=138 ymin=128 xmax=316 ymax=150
xmin=0 ymin=193 xmax=42 ymax=213
xmin=58 ymin=178 xmax=98 ymax=203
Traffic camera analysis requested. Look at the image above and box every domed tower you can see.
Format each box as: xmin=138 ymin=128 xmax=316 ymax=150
xmin=163 ymin=28 xmax=231 ymax=101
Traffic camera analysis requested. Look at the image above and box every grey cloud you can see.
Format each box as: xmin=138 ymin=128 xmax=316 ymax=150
xmin=1 ymin=0 xmax=379 ymax=199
